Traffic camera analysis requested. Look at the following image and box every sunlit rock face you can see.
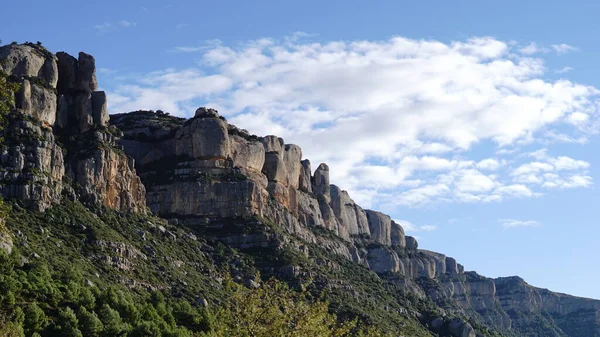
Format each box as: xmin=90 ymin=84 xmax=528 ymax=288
xmin=0 ymin=44 xmax=145 ymax=213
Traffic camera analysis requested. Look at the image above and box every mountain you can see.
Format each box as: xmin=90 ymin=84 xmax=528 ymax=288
xmin=1 ymin=42 xmax=599 ymax=337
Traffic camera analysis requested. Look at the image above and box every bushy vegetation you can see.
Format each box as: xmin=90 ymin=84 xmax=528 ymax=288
xmin=0 ymin=57 xmax=21 ymax=125
xmin=0 ymin=197 xmax=426 ymax=337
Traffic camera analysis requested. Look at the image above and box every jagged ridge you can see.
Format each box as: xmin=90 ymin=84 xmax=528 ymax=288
xmin=1 ymin=42 xmax=599 ymax=337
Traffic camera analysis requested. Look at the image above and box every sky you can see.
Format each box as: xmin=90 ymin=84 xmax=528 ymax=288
xmin=4 ymin=0 xmax=600 ymax=299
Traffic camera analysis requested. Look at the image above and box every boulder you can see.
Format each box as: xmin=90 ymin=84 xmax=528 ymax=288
xmin=406 ymin=236 xmax=419 ymax=250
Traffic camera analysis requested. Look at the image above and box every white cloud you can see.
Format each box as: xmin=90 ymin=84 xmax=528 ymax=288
xmin=510 ymin=149 xmax=592 ymax=190
xmin=519 ymin=43 xmax=549 ymax=55
xmin=499 ymin=219 xmax=541 ymax=229
xmin=394 ymin=220 xmax=437 ymax=232
xmin=476 ymin=158 xmax=501 ymax=171
xmin=565 ymin=112 xmax=589 ymax=125
xmin=94 ymin=20 xmax=137 ymax=34
xmin=105 ymin=35 xmax=599 ymax=208
xmin=551 ymin=44 xmax=578 ymax=55
xmin=555 ymin=66 xmax=573 ymax=74
xmin=420 ymin=225 xmax=437 ymax=232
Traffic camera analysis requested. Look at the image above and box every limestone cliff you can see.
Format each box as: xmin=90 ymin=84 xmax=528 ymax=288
xmin=3 ymin=43 xmax=600 ymax=337
xmin=112 ymin=106 xmax=600 ymax=336
xmin=0 ymin=42 xmax=146 ymax=213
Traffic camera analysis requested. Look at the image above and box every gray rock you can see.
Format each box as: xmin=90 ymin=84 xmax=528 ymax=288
xmin=261 ymin=135 xmax=284 ymax=153
xmin=448 ymin=318 xmax=476 ymax=337
xmin=283 ymin=144 xmax=302 ymax=189
xmin=76 ymin=52 xmax=97 ymax=92
xmin=390 ymin=220 xmax=406 ymax=248
xmin=194 ymin=107 xmax=219 ymax=118
xmin=329 ymin=185 xmax=357 ymax=236
xmin=74 ymin=93 xmax=93 ymax=132
xmin=230 ymin=135 xmax=265 ymax=172
xmin=367 ymin=246 xmax=400 ymax=273
xmin=263 ymin=152 xmax=288 ymax=183
xmin=0 ymin=44 xmax=58 ymax=87
xmin=91 ymin=91 xmax=109 ymax=126
xmin=405 ymin=236 xmax=418 ymax=249
xmin=298 ymin=159 xmax=312 ymax=193
xmin=15 ymin=79 xmax=57 ymax=124
xmin=0 ymin=221 xmax=12 ymax=255
xmin=313 ymin=163 xmax=330 ymax=201
xmin=56 ymin=52 xmax=78 ymax=93
xmin=366 ymin=210 xmax=392 ymax=246
xmin=176 ymin=116 xmax=231 ymax=161
xmin=430 ymin=317 xmax=445 ymax=332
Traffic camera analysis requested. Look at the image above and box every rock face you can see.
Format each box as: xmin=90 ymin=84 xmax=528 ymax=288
xmin=112 ymin=107 xmax=600 ymax=337
xmin=5 ymin=42 xmax=600 ymax=337
xmin=0 ymin=43 xmax=145 ymax=213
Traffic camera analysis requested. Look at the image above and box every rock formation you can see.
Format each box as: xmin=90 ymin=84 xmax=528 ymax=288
xmin=3 ymin=43 xmax=600 ymax=337
xmin=0 ymin=43 xmax=145 ymax=212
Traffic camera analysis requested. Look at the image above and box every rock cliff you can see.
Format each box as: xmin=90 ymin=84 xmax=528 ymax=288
xmin=112 ymin=106 xmax=600 ymax=336
xmin=2 ymin=43 xmax=600 ymax=337
xmin=0 ymin=42 xmax=146 ymax=212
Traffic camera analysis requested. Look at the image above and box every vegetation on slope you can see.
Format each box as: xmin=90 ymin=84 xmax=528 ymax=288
xmin=0 ymin=198 xmax=426 ymax=336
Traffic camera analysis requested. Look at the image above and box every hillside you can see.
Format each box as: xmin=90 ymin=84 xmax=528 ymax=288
xmin=1 ymin=42 xmax=599 ymax=337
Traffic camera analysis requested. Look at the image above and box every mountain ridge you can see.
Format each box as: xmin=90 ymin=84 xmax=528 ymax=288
xmin=1 ymin=41 xmax=599 ymax=337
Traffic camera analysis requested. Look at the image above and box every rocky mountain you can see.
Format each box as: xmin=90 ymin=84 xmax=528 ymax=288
xmin=1 ymin=42 xmax=599 ymax=337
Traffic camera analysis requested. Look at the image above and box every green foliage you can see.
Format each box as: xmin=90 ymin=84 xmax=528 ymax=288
xmin=77 ymin=307 xmax=103 ymax=337
xmin=201 ymin=277 xmax=386 ymax=337
xmin=0 ymin=60 xmax=21 ymax=124
xmin=54 ymin=307 xmax=83 ymax=337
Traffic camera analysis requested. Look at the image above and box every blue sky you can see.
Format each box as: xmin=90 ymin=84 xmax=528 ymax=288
xmin=5 ymin=0 xmax=600 ymax=299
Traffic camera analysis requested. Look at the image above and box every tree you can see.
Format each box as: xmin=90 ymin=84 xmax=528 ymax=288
xmin=98 ymin=304 xmax=128 ymax=337
xmin=23 ymin=303 xmax=47 ymax=336
xmin=0 ymin=58 xmax=20 ymax=119
xmin=201 ymin=278 xmax=385 ymax=337
xmin=55 ymin=307 xmax=83 ymax=337
xmin=78 ymin=307 xmax=104 ymax=337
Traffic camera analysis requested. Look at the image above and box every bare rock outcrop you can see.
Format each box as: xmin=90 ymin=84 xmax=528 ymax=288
xmin=330 ymin=185 xmax=370 ymax=236
xmin=0 ymin=44 xmax=145 ymax=213
xmin=0 ymin=216 xmax=13 ymax=255
xmin=0 ymin=119 xmax=64 ymax=211
xmin=298 ymin=159 xmax=312 ymax=193
xmin=313 ymin=163 xmax=330 ymax=201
